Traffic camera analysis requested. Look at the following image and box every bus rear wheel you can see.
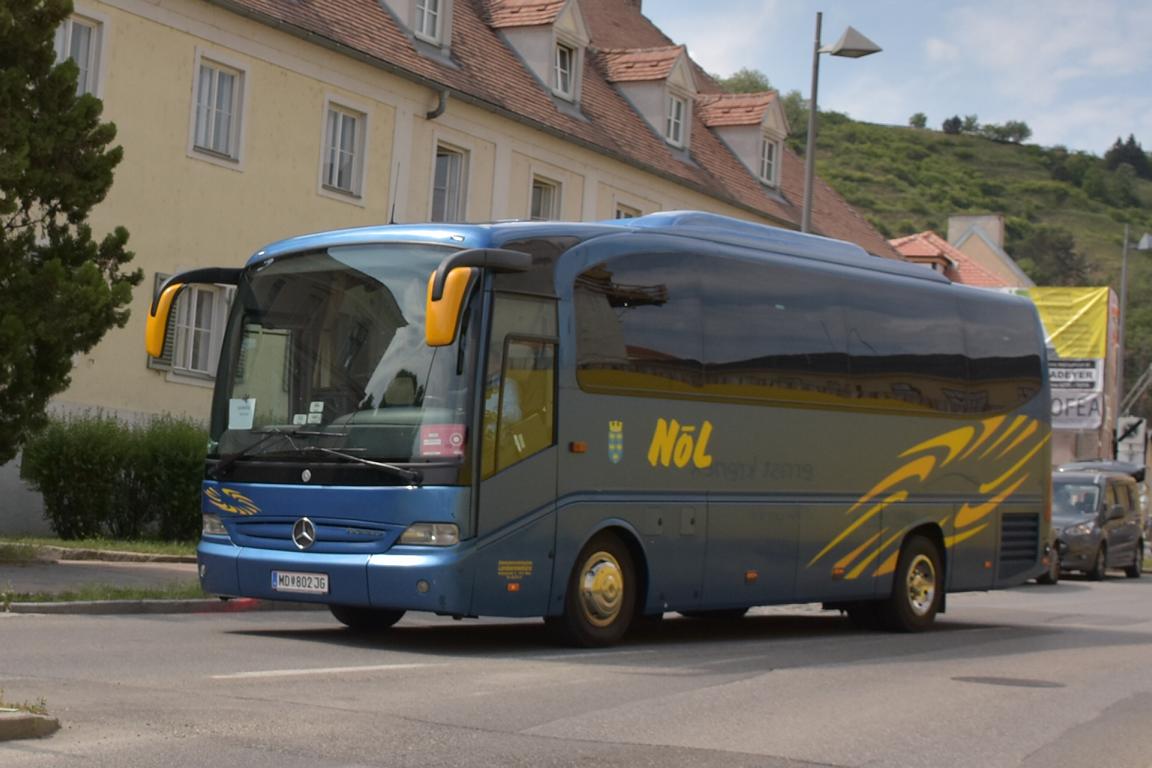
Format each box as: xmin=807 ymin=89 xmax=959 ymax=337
xmin=548 ymin=532 xmax=636 ymax=647
xmin=880 ymin=535 xmax=942 ymax=632
xmin=329 ymin=605 xmax=406 ymax=632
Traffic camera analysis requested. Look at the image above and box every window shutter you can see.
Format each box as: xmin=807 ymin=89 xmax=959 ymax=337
xmin=147 ymin=272 xmax=177 ymax=370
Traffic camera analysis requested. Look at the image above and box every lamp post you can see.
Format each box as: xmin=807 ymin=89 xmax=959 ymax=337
xmin=800 ymin=13 xmax=881 ymax=234
xmin=1118 ymin=223 xmax=1152 ymax=405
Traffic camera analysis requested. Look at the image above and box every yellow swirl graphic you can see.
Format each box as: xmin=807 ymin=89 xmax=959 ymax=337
xmin=811 ymin=416 xmax=1049 ymax=579
xmin=205 ymin=486 xmax=261 ymax=516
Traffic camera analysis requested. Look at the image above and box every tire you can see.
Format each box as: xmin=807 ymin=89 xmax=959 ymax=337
xmin=1124 ymin=540 xmax=1144 ymax=579
xmin=328 ymin=605 xmax=406 ymax=632
xmin=678 ymin=608 xmax=749 ymax=621
xmin=547 ymin=532 xmax=637 ymax=647
xmin=1036 ymin=549 xmax=1060 ymax=585
xmin=879 ymin=535 xmax=943 ymax=632
xmin=1087 ymin=545 xmax=1107 ymax=581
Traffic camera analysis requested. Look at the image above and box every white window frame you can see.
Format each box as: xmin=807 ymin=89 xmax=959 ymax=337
xmin=553 ymin=41 xmax=576 ymax=101
xmin=319 ymin=100 xmax=368 ymax=200
xmin=530 ymin=176 xmax=561 ymax=221
xmin=54 ymin=12 xmax=104 ymax=97
xmin=431 ymin=143 xmax=468 ymax=222
xmin=665 ymin=91 xmax=688 ymax=147
xmin=614 ymin=203 xmax=641 ymax=219
xmin=188 ymin=50 xmax=247 ymax=168
xmin=415 ymin=0 xmax=442 ymax=43
xmin=759 ymin=135 xmax=780 ymax=186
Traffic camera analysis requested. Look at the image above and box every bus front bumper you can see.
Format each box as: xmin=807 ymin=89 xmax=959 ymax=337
xmin=198 ymin=540 xmax=472 ymax=615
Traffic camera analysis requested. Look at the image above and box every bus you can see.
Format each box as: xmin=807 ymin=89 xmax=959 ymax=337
xmin=146 ymin=211 xmax=1052 ymax=646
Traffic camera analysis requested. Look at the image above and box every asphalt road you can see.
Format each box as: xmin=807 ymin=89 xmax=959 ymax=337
xmin=3 ymin=574 xmax=1152 ymax=768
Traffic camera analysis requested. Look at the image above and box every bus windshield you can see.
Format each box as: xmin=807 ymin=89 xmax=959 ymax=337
xmin=208 ymin=243 xmax=474 ymax=464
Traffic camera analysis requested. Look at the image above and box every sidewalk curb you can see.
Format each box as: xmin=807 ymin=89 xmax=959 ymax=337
xmin=5 ymin=598 xmax=326 ymax=615
xmin=39 ymin=546 xmax=197 ymax=564
xmin=0 ymin=710 xmax=60 ymax=742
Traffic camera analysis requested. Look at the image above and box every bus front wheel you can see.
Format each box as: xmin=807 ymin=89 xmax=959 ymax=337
xmin=881 ymin=535 xmax=942 ymax=632
xmin=329 ymin=605 xmax=406 ymax=632
xmin=548 ymin=532 xmax=636 ymax=647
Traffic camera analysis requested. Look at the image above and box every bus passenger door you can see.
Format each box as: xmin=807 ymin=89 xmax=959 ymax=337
xmin=470 ymin=301 xmax=560 ymax=617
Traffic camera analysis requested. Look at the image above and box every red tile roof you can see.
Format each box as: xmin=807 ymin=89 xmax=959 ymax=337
xmin=215 ymin=0 xmax=899 ymax=258
xmin=890 ymin=231 xmax=1008 ymax=287
xmin=484 ymin=0 xmax=567 ymax=28
xmin=597 ymin=46 xmax=685 ymax=83
xmin=697 ymin=92 xmax=777 ymax=128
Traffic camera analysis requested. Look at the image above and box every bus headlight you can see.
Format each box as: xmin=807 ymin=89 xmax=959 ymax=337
xmin=399 ymin=523 xmax=459 ymax=546
xmin=203 ymin=513 xmax=229 ymax=537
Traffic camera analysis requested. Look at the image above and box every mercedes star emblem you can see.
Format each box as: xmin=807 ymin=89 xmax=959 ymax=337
xmin=291 ymin=517 xmax=317 ymax=550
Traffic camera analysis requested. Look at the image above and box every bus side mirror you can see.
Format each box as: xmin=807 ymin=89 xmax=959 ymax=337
xmin=144 ymin=267 xmax=242 ymax=358
xmin=426 ymin=267 xmax=477 ymax=347
xmin=145 ymin=281 xmax=186 ymax=357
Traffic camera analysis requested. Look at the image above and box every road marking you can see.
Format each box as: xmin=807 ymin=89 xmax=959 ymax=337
xmin=210 ymin=663 xmax=440 ymax=680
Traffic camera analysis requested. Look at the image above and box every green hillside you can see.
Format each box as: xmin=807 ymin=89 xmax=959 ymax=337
xmin=806 ymin=116 xmax=1152 ymax=410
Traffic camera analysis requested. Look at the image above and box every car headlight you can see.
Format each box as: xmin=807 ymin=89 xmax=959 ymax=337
xmin=202 ymin=513 xmax=229 ymax=537
xmin=1064 ymin=522 xmax=1095 ymax=536
xmin=399 ymin=523 xmax=459 ymax=546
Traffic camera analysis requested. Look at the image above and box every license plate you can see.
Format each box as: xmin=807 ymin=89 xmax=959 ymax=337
xmin=271 ymin=570 xmax=329 ymax=595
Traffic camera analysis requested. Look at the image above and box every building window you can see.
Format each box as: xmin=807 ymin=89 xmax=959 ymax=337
xmin=665 ymin=93 xmax=686 ymax=146
xmin=149 ymin=275 xmax=233 ymax=379
xmin=415 ymin=0 xmax=441 ymax=42
xmin=322 ymin=105 xmax=365 ymax=196
xmin=432 ymin=145 xmax=466 ymax=222
xmin=54 ymin=15 xmax=102 ymax=96
xmin=554 ymin=43 xmax=575 ymax=100
xmin=759 ymin=137 xmax=779 ymax=186
xmin=530 ymin=177 xmax=560 ymax=221
xmin=193 ymin=60 xmax=244 ymax=160
xmin=615 ymin=204 xmax=640 ymax=219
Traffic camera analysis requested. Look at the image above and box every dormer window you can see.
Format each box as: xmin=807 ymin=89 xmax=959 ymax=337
xmin=488 ymin=0 xmax=589 ymax=107
xmin=554 ymin=42 xmax=575 ymax=99
xmin=759 ymin=136 xmax=779 ymax=186
xmin=415 ymin=0 xmax=442 ymax=42
xmin=599 ymin=46 xmax=697 ymax=151
xmin=380 ymin=0 xmax=454 ymax=53
xmin=666 ymin=93 xmax=687 ymax=147
xmin=697 ymin=91 xmax=789 ymax=188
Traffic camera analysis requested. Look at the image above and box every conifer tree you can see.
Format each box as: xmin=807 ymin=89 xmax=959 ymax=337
xmin=0 ymin=0 xmax=141 ymax=462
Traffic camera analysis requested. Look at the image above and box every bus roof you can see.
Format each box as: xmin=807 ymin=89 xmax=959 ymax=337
xmin=247 ymin=211 xmax=948 ymax=284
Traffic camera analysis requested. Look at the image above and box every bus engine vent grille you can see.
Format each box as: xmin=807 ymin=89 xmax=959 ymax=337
xmin=999 ymin=513 xmax=1039 ymax=580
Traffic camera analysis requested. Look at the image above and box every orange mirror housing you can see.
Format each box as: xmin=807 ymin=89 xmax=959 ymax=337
xmin=425 ymin=267 xmax=477 ymax=346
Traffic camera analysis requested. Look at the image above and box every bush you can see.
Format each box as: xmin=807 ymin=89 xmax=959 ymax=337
xmin=20 ymin=414 xmax=207 ymax=541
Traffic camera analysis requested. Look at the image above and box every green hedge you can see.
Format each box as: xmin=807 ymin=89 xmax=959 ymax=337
xmin=20 ymin=414 xmax=207 ymax=541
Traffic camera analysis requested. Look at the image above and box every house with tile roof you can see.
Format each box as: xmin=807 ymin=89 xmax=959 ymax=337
xmin=889 ymin=230 xmax=1023 ymax=288
xmin=2 ymin=0 xmax=903 ymax=529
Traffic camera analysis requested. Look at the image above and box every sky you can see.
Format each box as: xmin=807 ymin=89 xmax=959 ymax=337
xmin=640 ymin=0 xmax=1152 ymax=157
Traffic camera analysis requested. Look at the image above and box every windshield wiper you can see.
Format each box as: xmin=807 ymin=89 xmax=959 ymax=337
xmin=284 ymin=445 xmax=424 ymax=486
xmin=209 ymin=427 xmax=346 ymax=479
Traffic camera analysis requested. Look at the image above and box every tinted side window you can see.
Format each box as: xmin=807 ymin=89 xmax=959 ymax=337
xmin=701 ymin=257 xmax=850 ymax=404
xmin=961 ymin=296 xmax=1044 ymax=412
xmin=575 ymin=253 xmax=703 ymax=395
xmin=841 ymin=281 xmax=970 ymax=413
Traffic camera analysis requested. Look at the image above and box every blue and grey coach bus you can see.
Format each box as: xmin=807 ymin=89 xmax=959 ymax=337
xmin=146 ymin=212 xmax=1052 ymax=646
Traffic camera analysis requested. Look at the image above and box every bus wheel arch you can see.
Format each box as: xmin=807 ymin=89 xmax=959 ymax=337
xmin=547 ymin=526 xmax=646 ymax=647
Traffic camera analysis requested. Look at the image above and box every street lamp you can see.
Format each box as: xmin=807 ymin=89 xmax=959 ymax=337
xmin=1117 ymin=223 xmax=1152 ymax=408
xmin=800 ymin=13 xmax=881 ymax=234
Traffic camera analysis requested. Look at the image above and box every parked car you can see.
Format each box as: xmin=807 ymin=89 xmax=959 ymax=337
xmin=1051 ymin=470 xmax=1144 ymax=579
xmin=1057 ymin=460 xmax=1151 ymax=542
